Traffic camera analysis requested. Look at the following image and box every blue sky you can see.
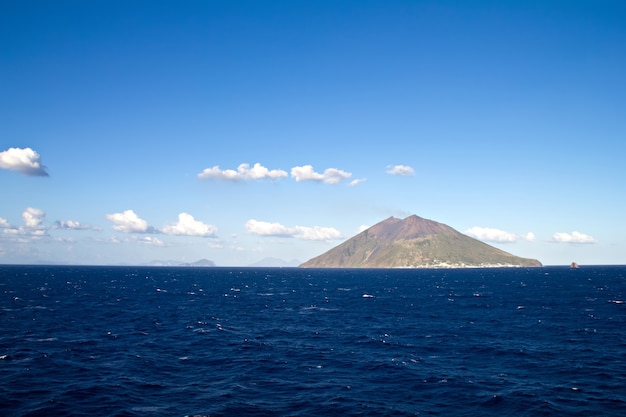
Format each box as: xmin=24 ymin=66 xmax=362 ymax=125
xmin=1 ymin=0 xmax=625 ymax=266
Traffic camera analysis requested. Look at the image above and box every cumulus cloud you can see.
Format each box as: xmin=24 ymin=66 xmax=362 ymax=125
xmin=197 ymin=162 xmax=354 ymax=185
xmin=162 ymin=213 xmax=217 ymax=237
xmin=465 ymin=226 xmax=534 ymax=243
xmin=386 ymin=165 xmax=415 ymax=176
xmin=0 ymin=147 xmax=49 ymax=176
xmin=105 ymin=210 xmax=156 ymax=233
xmin=290 ymin=165 xmax=352 ymax=184
xmin=22 ymin=207 xmax=45 ymax=229
xmin=552 ymin=231 xmax=597 ymax=244
xmin=0 ymin=208 xmax=48 ymax=238
xmin=293 ymin=225 xmax=343 ymax=240
xmin=245 ymin=219 xmax=292 ymax=237
xmin=246 ymin=219 xmax=342 ymax=240
xmin=198 ymin=163 xmax=288 ymax=180
xmin=1 ymin=209 xmax=102 ymax=240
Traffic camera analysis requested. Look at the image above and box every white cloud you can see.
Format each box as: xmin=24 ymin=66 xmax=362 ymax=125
xmin=198 ymin=163 xmax=288 ymax=181
xmin=290 ymin=165 xmax=352 ymax=184
xmin=246 ymin=219 xmax=292 ymax=237
xmin=22 ymin=207 xmax=45 ymax=229
xmin=0 ymin=210 xmax=104 ymax=243
xmin=246 ymin=219 xmax=342 ymax=240
xmin=52 ymin=220 xmax=100 ymax=231
xmin=290 ymin=165 xmax=323 ymax=182
xmin=525 ymin=232 xmax=536 ymax=242
xmin=197 ymin=162 xmax=353 ymax=185
xmin=136 ymin=236 xmax=166 ymax=246
xmin=552 ymin=231 xmax=597 ymax=244
xmin=294 ymin=225 xmax=343 ymax=240
xmin=349 ymin=178 xmax=367 ymax=187
xmin=0 ymin=208 xmax=48 ymax=238
xmin=3 ymin=227 xmax=48 ymax=237
xmin=2 ymin=227 xmax=47 ymax=237
xmin=386 ymin=165 xmax=415 ymax=176
xmin=358 ymin=225 xmax=370 ymax=233
xmin=105 ymin=210 xmax=155 ymax=233
xmin=0 ymin=147 xmax=49 ymax=176
xmin=1 ymin=228 xmax=19 ymax=236
xmin=162 ymin=213 xmax=217 ymax=237
xmin=465 ymin=226 xmax=520 ymax=243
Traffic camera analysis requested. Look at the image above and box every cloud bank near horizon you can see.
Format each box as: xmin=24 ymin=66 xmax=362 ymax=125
xmin=0 ymin=147 xmax=49 ymax=177
xmin=1 ymin=208 xmax=104 ymax=239
xmin=52 ymin=220 xmax=101 ymax=231
xmin=245 ymin=219 xmax=342 ymax=240
xmin=552 ymin=231 xmax=597 ymax=244
xmin=104 ymin=210 xmax=217 ymax=237
xmin=1 ymin=207 xmax=48 ymax=238
xmin=465 ymin=226 xmax=535 ymax=243
xmin=2 ymin=205 xmax=601 ymax=246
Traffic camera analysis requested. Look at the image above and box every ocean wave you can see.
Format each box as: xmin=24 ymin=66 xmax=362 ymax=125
xmin=1 ymin=265 xmax=625 ymax=416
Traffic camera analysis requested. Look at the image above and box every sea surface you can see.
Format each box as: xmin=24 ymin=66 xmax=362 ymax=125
xmin=1 ymin=265 xmax=625 ymax=416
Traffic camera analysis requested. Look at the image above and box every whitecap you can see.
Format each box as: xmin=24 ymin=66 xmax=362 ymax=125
xmin=362 ymin=294 xmax=375 ymax=298
xmin=37 ymin=337 xmax=58 ymax=342
xmin=192 ymin=328 xmax=211 ymax=333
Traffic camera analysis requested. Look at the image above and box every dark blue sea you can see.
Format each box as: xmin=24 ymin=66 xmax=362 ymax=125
xmin=1 ymin=265 xmax=625 ymax=416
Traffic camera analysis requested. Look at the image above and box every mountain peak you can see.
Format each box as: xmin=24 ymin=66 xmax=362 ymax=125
xmin=369 ymin=215 xmax=451 ymax=241
xmin=300 ymin=214 xmax=541 ymax=268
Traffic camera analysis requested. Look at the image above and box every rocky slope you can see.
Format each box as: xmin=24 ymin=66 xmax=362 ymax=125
xmin=300 ymin=215 xmax=542 ymax=268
